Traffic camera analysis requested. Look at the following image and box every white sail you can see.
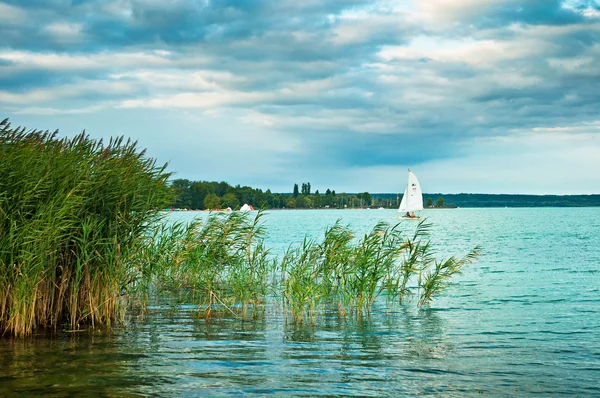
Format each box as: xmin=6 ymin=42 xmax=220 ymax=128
xmin=398 ymin=170 xmax=423 ymax=212
xmin=398 ymin=187 xmax=408 ymax=212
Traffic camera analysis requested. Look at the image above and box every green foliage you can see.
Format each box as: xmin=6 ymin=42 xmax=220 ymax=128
xmin=435 ymin=196 xmax=445 ymax=208
xmin=0 ymin=119 xmax=172 ymax=336
xmin=278 ymin=219 xmax=480 ymax=324
xmin=129 ymin=211 xmax=274 ymax=319
xmin=295 ymin=195 xmax=307 ymax=208
xmin=203 ymin=193 xmax=221 ymax=209
xmin=418 ymin=246 xmax=481 ymax=306
xmin=357 ymin=192 xmax=372 ymax=207
xmin=286 ymin=197 xmax=296 ymax=208
xmin=301 ymin=182 xmax=311 ymax=195
xmin=172 ymin=181 xmax=600 ymax=211
xmin=169 ymin=179 xmax=388 ymax=210
xmin=222 ymin=193 xmax=240 ymax=210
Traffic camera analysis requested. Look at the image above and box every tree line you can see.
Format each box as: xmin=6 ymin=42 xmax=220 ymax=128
xmin=169 ymin=179 xmax=376 ymax=210
xmin=169 ymin=179 xmax=600 ymax=210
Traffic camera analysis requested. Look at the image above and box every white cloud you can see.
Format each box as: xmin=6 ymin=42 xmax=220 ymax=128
xmin=12 ymin=105 xmax=108 ymax=116
xmin=120 ymin=90 xmax=275 ymax=109
xmin=0 ymin=80 xmax=137 ymax=105
xmin=416 ymin=0 xmax=517 ymax=26
xmin=0 ymin=50 xmax=175 ymax=71
xmin=0 ymin=2 xmax=26 ymax=22
xmin=379 ymin=36 xmax=552 ymax=69
xmin=44 ymin=22 xmax=84 ymax=43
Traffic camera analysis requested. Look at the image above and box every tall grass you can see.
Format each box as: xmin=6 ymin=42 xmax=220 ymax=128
xmin=128 ymin=211 xmax=274 ymax=319
xmin=279 ymin=219 xmax=480 ymax=324
xmin=125 ymin=212 xmax=480 ymax=326
xmin=1 ymin=118 xmax=480 ymax=336
xmin=0 ymin=119 xmax=172 ymax=336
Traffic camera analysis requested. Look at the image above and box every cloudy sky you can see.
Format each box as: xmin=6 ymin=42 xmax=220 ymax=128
xmin=2 ymin=0 xmax=600 ymax=194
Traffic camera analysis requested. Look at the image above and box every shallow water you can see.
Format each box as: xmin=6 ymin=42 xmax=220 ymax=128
xmin=2 ymin=208 xmax=599 ymax=396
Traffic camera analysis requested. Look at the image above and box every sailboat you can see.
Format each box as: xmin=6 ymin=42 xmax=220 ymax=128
xmin=398 ymin=169 xmax=423 ymax=219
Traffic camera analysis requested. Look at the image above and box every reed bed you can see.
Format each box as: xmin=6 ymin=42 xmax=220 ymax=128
xmin=122 ymin=210 xmax=479 ymax=326
xmin=279 ymin=219 xmax=480 ymax=324
xmin=1 ymin=119 xmax=479 ymax=336
xmin=128 ymin=211 xmax=275 ymax=319
xmin=0 ymin=119 xmax=172 ymax=336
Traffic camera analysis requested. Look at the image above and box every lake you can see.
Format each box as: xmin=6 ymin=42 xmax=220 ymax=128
xmin=1 ymin=208 xmax=599 ymax=396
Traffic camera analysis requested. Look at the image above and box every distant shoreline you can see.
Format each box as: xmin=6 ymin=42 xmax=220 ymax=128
xmin=165 ymin=205 xmax=600 ymax=213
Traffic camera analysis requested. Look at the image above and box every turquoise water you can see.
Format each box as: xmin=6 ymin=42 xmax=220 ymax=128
xmin=1 ymin=208 xmax=599 ymax=396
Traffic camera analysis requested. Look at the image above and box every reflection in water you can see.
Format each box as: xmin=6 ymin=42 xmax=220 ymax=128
xmin=0 ymin=305 xmax=451 ymax=397
xmin=0 ymin=332 xmax=154 ymax=397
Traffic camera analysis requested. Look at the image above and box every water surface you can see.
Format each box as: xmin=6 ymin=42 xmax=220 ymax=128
xmin=2 ymin=208 xmax=599 ymax=396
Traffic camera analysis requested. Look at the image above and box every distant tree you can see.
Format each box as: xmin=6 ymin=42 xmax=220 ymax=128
xmin=304 ymin=196 xmax=313 ymax=208
xmin=315 ymin=190 xmax=320 ymax=196
xmin=215 ymin=181 xmax=229 ymax=196
xmin=325 ymin=188 xmax=331 ymax=196
xmin=171 ymin=179 xmax=192 ymax=208
xmin=312 ymin=193 xmax=321 ymax=208
xmin=358 ymin=192 xmax=372 ymax=207
xmin=204 ymin=193 xmax=221 ymax=209
xmin=293 ymin=183 xmax=299 ymax=197
xmin=296 ymin=195 xmax=306 ymax=208
xmin=425 ymin=197 xmax=433 ymax=207
xmin=286 ymin=197 xmax=296 ymax=208
xmin=222 ymin=192 xmax=240 ymax=209
xmin=332 ymin=190 xmax=336 ymax=196
xmin=189 ymin=181 xmax=213 ymax=209
xmin=273 ymin=194 xmax=284 ymax=208
xmin=435 ymin=196 xmax=445 ymax=208
xmin=300 ymin=182 xmax=311 ymax=195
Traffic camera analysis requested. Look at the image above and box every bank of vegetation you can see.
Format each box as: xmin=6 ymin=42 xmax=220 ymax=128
xmin=170 ymin=179 xmax=375 ymax=210
xmin=1 ymin=119 xmax=479 ymax=337
xmin=170 ymin=180 xmax=600 ymax=210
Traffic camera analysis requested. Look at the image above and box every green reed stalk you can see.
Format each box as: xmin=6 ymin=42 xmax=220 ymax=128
xmin=129 ymin=211 xmax=274 ymax=319
xmin=418 ymin=246 xmax=481 ymax=306
xmin=0 ymin=119 xmax=172 ymax=336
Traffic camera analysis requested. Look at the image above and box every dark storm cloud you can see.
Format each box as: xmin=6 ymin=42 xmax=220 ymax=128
xmin=0 ymin=0 xmax=371 ymax=51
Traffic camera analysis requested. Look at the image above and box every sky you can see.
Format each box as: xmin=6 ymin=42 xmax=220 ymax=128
xmin=1 ymin=0 xmax=600 ymax=194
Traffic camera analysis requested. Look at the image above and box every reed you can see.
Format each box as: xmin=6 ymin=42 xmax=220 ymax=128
xmin=279 ymin=219 xmax=480 ymax=323
xmin=137 ymin=217 xmax=478 ymax=322
xmin=418 ymin=246 xmax=481 ymax=306
xmin=0 ymin=119 xmax=172 ymax=336
xmin=1 ymin=118 xmax=480 ymax=336
xmin=129 ymin=211 xmax=274 ymax=319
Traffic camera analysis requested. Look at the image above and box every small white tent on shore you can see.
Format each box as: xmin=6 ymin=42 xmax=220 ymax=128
xmin=239 ymin=203 xmax=255 ymax=211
